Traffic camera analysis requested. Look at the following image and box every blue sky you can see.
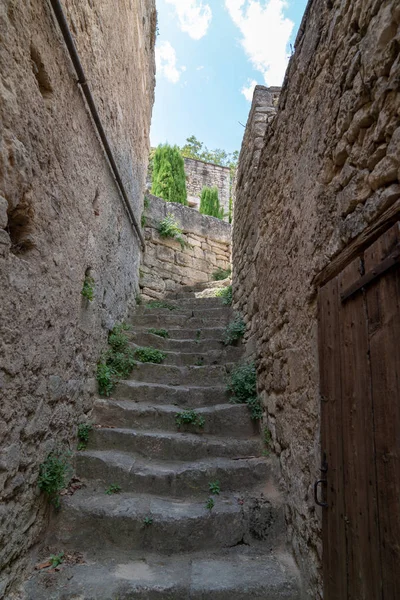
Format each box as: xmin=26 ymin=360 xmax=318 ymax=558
xmin=150 ymin=0 xmax=308 ymax=155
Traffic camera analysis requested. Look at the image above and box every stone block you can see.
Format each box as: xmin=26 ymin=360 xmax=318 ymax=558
xmin=0 ymin=196 xmax=8 ymax=229
xmin=141 ymin=272 xmax=165 ymax=292
xmin=156 ymin=244 xmax=175 ymax=263
xmin=368 ymin=156 xmax=398 ymax=190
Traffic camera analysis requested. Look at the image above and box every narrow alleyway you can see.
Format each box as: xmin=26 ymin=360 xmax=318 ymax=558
xmin=25 ymin=282 xmax=300 ymax=598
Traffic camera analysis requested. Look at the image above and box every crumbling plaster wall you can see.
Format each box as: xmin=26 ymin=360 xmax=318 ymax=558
xmin=233 ymin=1 xmax=400 ymax=597
xmin=184 ymin=157 xmax=231 ymax=219
xmin=0 ymin=0 xmax=155 ymax=594
xmin=140 ymin=194 xmax=231 ymax=299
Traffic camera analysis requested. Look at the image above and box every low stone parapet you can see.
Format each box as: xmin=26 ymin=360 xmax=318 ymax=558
xmin=140 ymin=194 xmax=231 ymax=300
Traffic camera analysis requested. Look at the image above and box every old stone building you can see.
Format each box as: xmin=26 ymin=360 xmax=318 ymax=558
xmin=184 ymin=157 xmax=231 ymax=219
xmin=234 ymin=1 xmax=400 ymax=597
xmin=0 ymin=0 xmax=155 ymax=594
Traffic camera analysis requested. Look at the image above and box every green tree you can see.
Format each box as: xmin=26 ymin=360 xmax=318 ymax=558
xmin=151 ymin=144 xmax=187 ymax=205
xmin=199 ymin=186 xmax=224 ymax=219
xmin=180 ymin=135 xmax=238 ymax=169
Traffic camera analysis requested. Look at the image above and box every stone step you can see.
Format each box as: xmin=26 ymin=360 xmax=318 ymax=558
xmin=131 ymin=332 xmax=232 ymax=352
xmin=130 ymin=362 xmax=233 ymax=386
xmin=48 ymin=489 xmax=284 ymax=555
xmin=88 ymin=427 xmax=261 ymax=460
xmin=130 ymin=338 xmax=243 ymax=363
xmin=25 ymin=547 xmax=301 ymax=599
xmin=134 ymin=306 xmax=232 ymax=318
xmin=114 ymin=381 xmax=230 ymax=407
xmin=129 ymin=313 xmax=230 ymax=328
xmin=93 ymin=399 xmax=257 ymax=438
xmin=76 ymin=451 xmax=272 ymax=497
xmin=131 ymin=325 xmax=226 ymax=340
xmin=163 ymin=296 xmax=226 ymax=307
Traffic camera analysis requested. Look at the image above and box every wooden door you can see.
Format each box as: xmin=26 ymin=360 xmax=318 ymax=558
xmin=318 ymin=222 xmax=400 ymax=600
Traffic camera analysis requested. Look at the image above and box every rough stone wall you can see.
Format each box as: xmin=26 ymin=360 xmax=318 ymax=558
xmin=184 ymin=157 xmax=231 ymax=219
xmin=233 ymin=1 xmax=400 ymax=597
xmin=0 ymin=0 xmax=155 ymax=595
xmin=140 ymin=194 xmax=231 ymax=299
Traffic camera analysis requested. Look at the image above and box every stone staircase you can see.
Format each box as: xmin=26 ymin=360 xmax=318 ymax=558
xmin=25 ymin=282 xmax=301 ymax=599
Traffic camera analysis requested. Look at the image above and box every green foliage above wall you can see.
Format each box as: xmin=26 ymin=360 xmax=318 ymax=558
xmin=151 ymin=144 xmax=188 ymax=205
xmin=199 ymin=186 xmax=224 ymax=219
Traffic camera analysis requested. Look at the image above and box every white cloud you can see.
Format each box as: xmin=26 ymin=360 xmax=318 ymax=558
xmin=165 ymin=0 xmax=212 ymax=40
xmin=156 ymin=41 xmax=185 ymax=83
xmin=225 ymin=0 xmax=294 ymax=86
xmin=196 ymin=65 xmax=205 ymax=71
xmin=241 ymin=78 xmax=258 ymax=101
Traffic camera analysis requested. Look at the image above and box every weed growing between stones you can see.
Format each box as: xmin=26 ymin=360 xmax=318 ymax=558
xmin=38 ymin=449 xmax=73 ymax=509
xmin=50 ymin=552 xmax=64 ymax=567
xmin=148 ymin=328 xmax=169 ymax=338
xmin=97 ymin=323 xmax=136 ymax=396
xmin=195 ymin=356 xmax=204 ymax=366
xmin=146 ymin=300 xmax=177 ymax=310
xmin=141 ymin=212 xmax=146 ymax=228
xmin=175 ymin=409 xmax=205 ymax=430
xmin=157 ymin=213 xmax=187 ymax=249
xmin=144 ymin=195 xmax=150 ymax=209
xmin=134 ymin=347 xmax=166 ymax=363
xmin=77 ymin=423 xmax=92 ymax=451
xmin=195 ymin=329 xmax=201 ymax=343
xmin=143 ymin=516 xmax=153 ymax=527
xmin=206 ymin=497 xmax=215 ymax=511
xmin=223 ymin=314 xmax=245 ymax=345
xmin=212 ymin=266 xmax=231 ymax=281
xmin=227 ymin=362 xmax=263 ymax=420
xmin=209 ymin=481 xmax=220 ymax=495
xmin=215 ymin=285 xmax=232 ymax=305
xmin=81 ymin=275 xmax=95 ymax=301
xmin=105 ymin=484 xmax=121 ymax=495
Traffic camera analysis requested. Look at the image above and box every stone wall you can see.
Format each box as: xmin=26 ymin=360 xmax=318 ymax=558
xmin=0 ymin=0 xmax=155 ymax=595
xmin=184 ymin=157 xmax=231 ymax=219
xmin=233 ymin=1 xmax=400 ymax=597
xmin=140 ymin=194 xmax=231 ymax=299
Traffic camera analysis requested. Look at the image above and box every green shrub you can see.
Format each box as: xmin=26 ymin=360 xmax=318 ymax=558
xmin=223 ymin=314 xmax=246 ymax=345
xmin=81 ymin=275 xmax=95 ymax=301
xmin=212 ymin=267 xmax=231 ymax=281
xmin=199 ymin=186 xmax=224 ymax=219
xmin=38 ymin=449 xmax=73 ymax=508
xmin=148 ymin=328 xmax=169 ymax=338
xmin=141 ymin=213 xmax=146 ymax=228
xmin=50 ymin=552 xmax=64 ymax=567
xmin=134 ymin=347 xmax=166 ymax=364
xmin=77 ymin=423 xmax=93 ymax=451
xmin=151 ymin=144 xmax=187 ymax=205
xmin=157 ymin=214 xmax=186 ymax=249
xmin=215 ymin=285 xmax=232 ymax=305
xmin=97 ymin=323 xmax=136 ymax=396
xmin=175 ymin=409 xmax=205 ymax=429
xmin=227 ymin=362 xmax=262 ymax=420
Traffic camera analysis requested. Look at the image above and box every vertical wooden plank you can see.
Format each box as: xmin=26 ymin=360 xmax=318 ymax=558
xmin=364 ymin=223 xmax=400 ymax=600
xmin=339 ymin=257 xmax=382 ymax=600
xmin=319 ymin=278 xmax=347 ymax=600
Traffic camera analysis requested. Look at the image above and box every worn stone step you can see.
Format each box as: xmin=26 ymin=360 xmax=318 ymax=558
xmin=76 ymin=451 xmax=272 ymax=497
xmin=93 ymin=399 xmax=258 ymax=438
xmin=130 ymin=339 xmax=243 ymax=364
xmin=131 ymin=332 xmax=235 ymax=352
xmin=130 ymin=362 xmax=233 ymax=386
xmin=163 ymin=296 xmax=227 ymax=307
xmin=48 ymin=489 xmax=284 ymax=555
xmin=113 ymin=381 xmax=230 ymax=407
xmin=131 ymin=326 xmax=226 ymax=340
xmin=25 ymin=547 xmax=301 ymax=599
xmin=134 ymin=306 xmax=232 ymax=318
xmin=88 ymin=427 xmax=261 ymax=460
xmin=129 ymin=313 xmax=230 ymax=329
